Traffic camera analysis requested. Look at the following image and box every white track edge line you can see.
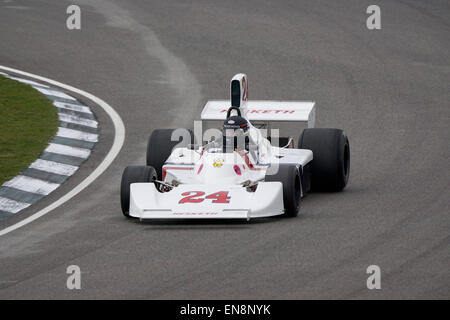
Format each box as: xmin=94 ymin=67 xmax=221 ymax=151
xmin=0 ymin=65 xmax=125 ymax=237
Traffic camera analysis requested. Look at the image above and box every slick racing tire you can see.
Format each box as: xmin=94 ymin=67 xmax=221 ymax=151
xmin=120 ymin=165 xmax=157 ymax=218
xmin=146 ymin=128 xmax=194 ymax=179
xmin=298 ymin=128 xmax=350 ymax=191
xmin=266 ymin=164 xmax=301 ymax=217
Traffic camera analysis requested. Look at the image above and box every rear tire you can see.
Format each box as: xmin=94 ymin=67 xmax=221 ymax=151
xmin=265 ymin=164 xmax=301 ymax=217
xmin=120 ymin=165 xmax=156 ymax=218
xmin=146 ymin=129 xmax=193 ymax=179
xmin=298 ymin=128 xmax=350 ymax=191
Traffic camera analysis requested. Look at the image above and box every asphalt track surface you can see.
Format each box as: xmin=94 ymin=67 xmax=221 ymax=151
xmin=0 ymin=0 xmax=449 ymax=299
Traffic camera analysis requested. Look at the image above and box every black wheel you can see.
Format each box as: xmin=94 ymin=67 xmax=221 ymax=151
xmin=120 ymin=165 xmax=156 ymax=218
xmin=265 ymin=164 xmax=301 ymax=217
xmin=146 ymin=129 xmax=193 ymax=179
xmin=298 ymin=128 xmax=350 ymax=191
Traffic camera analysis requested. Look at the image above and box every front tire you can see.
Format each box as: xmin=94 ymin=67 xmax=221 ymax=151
xmin=265 ymin=164 xmax=301 ymax=217
xmin=120 ymin=165 xmax=157 ymax=218
xmin=298 ymin=128 xmax=350 ymax=191
xmin=146 ymin=129 xmax=193 ymax=179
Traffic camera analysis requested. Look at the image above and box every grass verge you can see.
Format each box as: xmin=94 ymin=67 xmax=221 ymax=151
xmin=0 ymin=75 xmax=58 ymax=185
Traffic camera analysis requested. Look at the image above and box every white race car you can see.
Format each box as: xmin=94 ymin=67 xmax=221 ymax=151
xmin=121 ymin=74 xmax=350 ymax=220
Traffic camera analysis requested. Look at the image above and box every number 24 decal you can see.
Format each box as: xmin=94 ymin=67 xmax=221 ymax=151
xmin=179 ymin=191 xmax=231 ymax=204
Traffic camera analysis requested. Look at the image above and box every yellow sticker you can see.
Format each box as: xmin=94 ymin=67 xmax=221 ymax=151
xmin=213 ymin=159 xmax=224 ymax=168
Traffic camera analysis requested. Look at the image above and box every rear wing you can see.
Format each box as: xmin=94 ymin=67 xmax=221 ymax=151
xmin=200 ymin=100 xmax=315 ymax=147
xmin=201 ymin=100 xmax=316 ymax=127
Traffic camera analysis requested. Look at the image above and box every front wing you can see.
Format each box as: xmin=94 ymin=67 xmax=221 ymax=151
xmin=129 ymin=182 xmax=284 ymax=220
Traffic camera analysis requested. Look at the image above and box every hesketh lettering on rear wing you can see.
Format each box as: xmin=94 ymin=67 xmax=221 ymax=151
xmin=201 ymin=100 xmax=316 ymax=127
xmin=201 ymin=100 xmax=316 ymax=147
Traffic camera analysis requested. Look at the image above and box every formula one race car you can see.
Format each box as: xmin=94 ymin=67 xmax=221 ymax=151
xmin=120 ymin=74 xmax=350 ymax=220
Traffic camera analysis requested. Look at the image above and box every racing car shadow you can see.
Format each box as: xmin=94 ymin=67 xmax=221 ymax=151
xmin=139 ymin=217 xmax=281 ymax=229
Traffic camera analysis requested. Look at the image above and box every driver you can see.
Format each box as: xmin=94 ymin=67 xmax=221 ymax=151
xmin=223 ymin=115 xmax=250 ymax=153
